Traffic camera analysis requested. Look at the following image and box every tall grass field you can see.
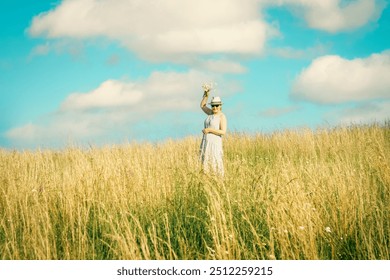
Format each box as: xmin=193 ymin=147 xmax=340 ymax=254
xmin=0 ymin=123 xmax=389 ymax=260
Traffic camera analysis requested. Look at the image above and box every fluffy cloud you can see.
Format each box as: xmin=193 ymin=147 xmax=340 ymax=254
xmin=27 ymin=0 xmax=385 ymax=64
xmin=259 ymin=105 xmax=300 ymax=117
xmin=29 ymin=0 xmax=268 ymax=61
xmin=326 ymin=101 xmax=390 ymax=124
xmin=291 ymin=51 xmax=390 ymax=104
xmin=341 ymin=101 xmax=390 ymax=123
xmin=263 ymin=0 xmax=385 ymax=32
xmin=268 ymin=44 xmax=329 ymax=59
xmin=60 ymin=70 xmax=238 ymax=114
xmin=198 ymin=59 xmax=247 ymax=73
xmin=6 ymin=117 xmax=103 ymax=147
xmin=60 ymin=80 xmax=143 ymax=111
xmin=6 ymin=70 xmax=237 ymax=148
xmin=301 ymin=0 xmax=382 ymax=32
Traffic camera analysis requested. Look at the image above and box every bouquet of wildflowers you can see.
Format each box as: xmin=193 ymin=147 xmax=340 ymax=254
xmin=202 ymin=83 xmax=212 ymax=92
xmin=202 ymin=82 xmax=217 ymax=97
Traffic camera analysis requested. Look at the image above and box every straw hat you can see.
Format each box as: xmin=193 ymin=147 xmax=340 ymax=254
xmin=209 ymin=96 xmax=223 ymax=105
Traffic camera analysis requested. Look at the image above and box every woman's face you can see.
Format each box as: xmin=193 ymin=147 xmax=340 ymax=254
xmin=212 ymin=104 xmax=221 ymax=114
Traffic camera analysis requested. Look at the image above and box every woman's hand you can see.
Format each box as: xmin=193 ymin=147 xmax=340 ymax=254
xmin=202 ymin=128 xmax=210 ymax=134
xmin=202 ymin=84 xmax=211 ymax=97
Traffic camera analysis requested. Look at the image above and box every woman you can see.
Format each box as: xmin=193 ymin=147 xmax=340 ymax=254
xmin=199 ymin=86 xmax=227 ymax=176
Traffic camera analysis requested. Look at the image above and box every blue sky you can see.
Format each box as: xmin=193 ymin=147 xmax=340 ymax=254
xmin=1 ymin=0 xmax=389 ymax=149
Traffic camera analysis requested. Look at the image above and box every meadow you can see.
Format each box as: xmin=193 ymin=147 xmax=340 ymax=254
xmin=0 ymin=123 xmax=389 ymax=260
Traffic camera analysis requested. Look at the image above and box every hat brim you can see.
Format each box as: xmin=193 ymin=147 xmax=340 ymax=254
xmin=209 ymin=102 xmax=223 ymax=105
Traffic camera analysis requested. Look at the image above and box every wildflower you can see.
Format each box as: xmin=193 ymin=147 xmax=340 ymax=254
xmin=202 ymin=83 xmax=213 ymax=92
xmin=325 ymin=227 xmax=332 ymax=233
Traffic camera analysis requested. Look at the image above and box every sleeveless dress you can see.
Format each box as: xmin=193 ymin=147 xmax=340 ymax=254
xmin=199 ymin=113 xmax=224 ymax=176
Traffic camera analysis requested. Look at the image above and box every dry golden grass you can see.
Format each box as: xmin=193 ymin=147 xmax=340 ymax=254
xmin=0 ymin=123 xmax=389 ymax=259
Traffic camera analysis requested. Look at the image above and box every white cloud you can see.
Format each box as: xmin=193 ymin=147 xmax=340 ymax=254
xmin=28 ymin=40 xmax=85 ymax=59
xmin=27 ymin=0 xmax=385 ymax=65
xmin=263 ymin=0 xmax=385 ymax=32
xmin=6 ymin=123 xmax=40 ymax=142
xmin=291 ymin=51 xmax=390 ymax=104
xmin=268 ymin=43 xmax=329 ymax=59
xmin=30 ymin=43 xmax=51 ymax=57
xmin=259 ymin=105 xmax=300 ymax=117
xmin=5 ymin=117 xmax=104 ymax=148
xmin=6 ymin=70 xmax=238 ymax=148
xmin=59 ymin=69 xmax=225 ymax=115
xmin=198 ymin=59 xmax=247 ymax=73
xmin=29 ymin=0 xmax=269 ymax=61
xmin=60 ymin=80 xmax=143 ymax=111
xmin=326 ymin=101 xmax=390 ymax=124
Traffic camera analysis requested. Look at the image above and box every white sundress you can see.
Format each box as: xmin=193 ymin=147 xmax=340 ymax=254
xmin=199 ymin=113 xmax=224 ymax=176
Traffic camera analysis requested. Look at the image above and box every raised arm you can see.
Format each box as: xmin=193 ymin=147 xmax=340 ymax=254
xmin=200 ymin=89 xmax=213 ymax=115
